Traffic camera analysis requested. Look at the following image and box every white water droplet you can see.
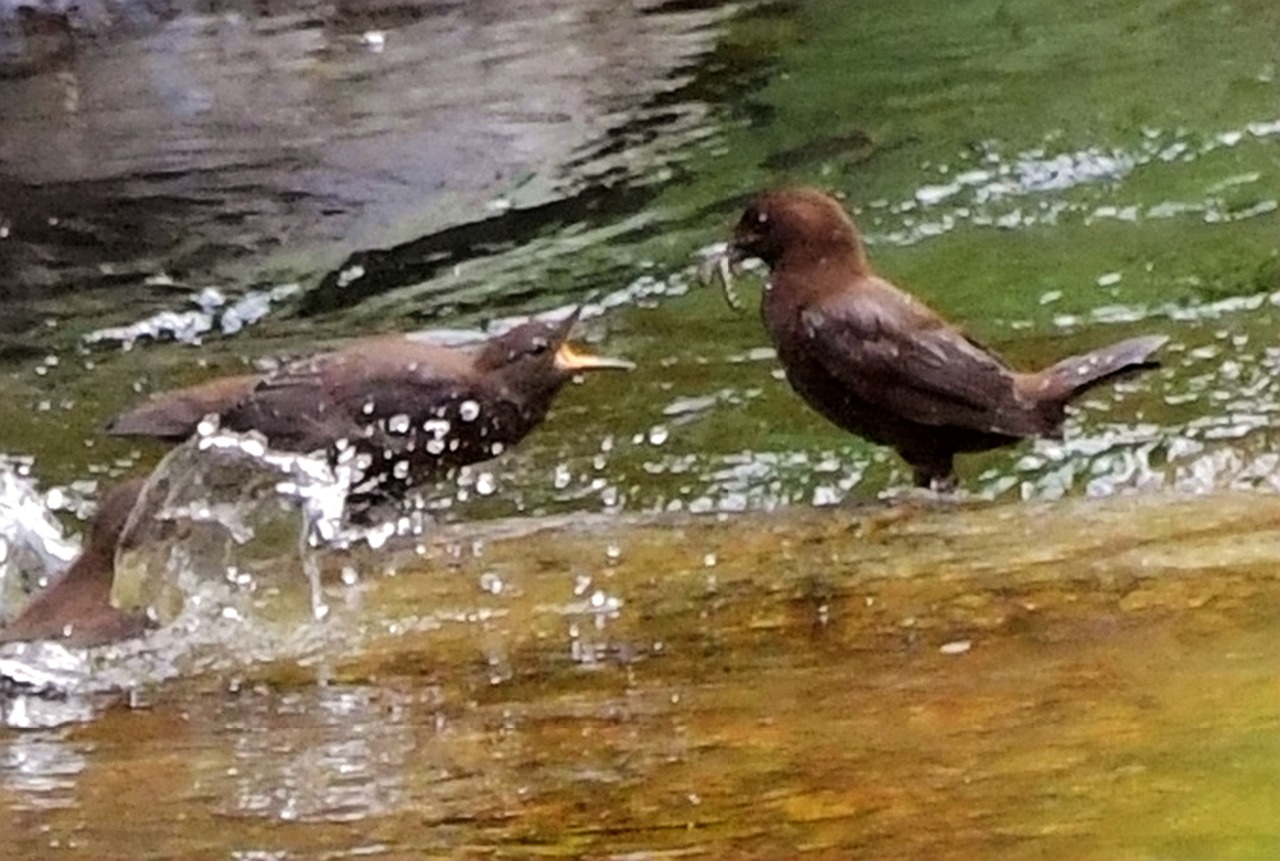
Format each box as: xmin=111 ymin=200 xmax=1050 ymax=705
xmin=553 ymin=464 xmax=571 ymax=489
xmin=647 ymin=425 xmax=670 ymax=446
xmin=337 ymin=264 xmax=365 ymax=286
xmin=387 ymin=414 xmax=411 ymax=434
xmin=475 ymin=472 xmax=496 ymax=496
xmin=365 ymin=521 xmax=396 ymax=550
xmin=459 ymin=400 xmax=480 ymax=422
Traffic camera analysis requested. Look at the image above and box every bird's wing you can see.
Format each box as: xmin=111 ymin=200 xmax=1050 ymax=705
xmin=799 ymin=286 xmax=1042 ymax=436
xmin=220 ymin=369 xmax=359 ymax=453
xmin=225 ymin=348 xmax=486 ymax=454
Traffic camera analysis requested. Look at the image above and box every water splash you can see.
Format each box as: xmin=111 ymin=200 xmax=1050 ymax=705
xmin=0 ymin=459 xmax=80 ymax=621
xmin=0 ymin=424 xmax=438 ymax=724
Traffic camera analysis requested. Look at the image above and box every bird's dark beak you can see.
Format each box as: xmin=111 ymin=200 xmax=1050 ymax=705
xmin=554 ymin=342 xmax=635 ymax=373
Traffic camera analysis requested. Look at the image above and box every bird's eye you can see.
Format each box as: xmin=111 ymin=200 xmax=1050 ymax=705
xmin=529 ymin=338 xmax=550 ymax=355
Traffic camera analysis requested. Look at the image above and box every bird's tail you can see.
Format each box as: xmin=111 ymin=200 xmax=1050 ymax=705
xmin=1034 ymin=334 xmax=1168 ymax=409
xmin=106 ymin=374 xmax=262 ymax=442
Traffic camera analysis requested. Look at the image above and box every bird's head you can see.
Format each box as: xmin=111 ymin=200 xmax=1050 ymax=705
xmin=479 ymin=311 xmax=634 ymax=411
xmin=730 ymin=187 xmax=867 ymax=271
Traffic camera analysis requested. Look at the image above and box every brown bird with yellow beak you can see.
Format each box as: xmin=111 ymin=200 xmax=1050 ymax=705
xmin=108 ymin=313 xmax=633 ymax=504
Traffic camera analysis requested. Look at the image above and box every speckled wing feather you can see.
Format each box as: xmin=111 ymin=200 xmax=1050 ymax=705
xmin=222 ymin=343 xmax=518 ymax=471
xmin=219 ymin=371 xmax=367 ymax=455
xmin=799 ymin=285 xmax=1044 ymax=436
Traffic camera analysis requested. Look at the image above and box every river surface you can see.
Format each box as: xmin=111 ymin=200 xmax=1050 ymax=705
xmin=0 ymin=0 xmax=1277 ymax=857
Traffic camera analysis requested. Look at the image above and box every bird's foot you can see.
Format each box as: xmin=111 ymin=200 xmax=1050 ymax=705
xmin=928 ymin=473 xmax=959 ymax=494
xmin=881 ymin=469 xmax=964 ymax=507
xmin=909 ymin=466 xmax=960 ymax=495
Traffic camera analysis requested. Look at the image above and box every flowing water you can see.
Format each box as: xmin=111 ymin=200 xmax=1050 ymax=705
xmin=0 ymin=0 xmax=1277 ymax=857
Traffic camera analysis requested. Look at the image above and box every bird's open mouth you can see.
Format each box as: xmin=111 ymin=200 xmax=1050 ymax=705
xmin=553 ymin=343 xmax=635 ymax=373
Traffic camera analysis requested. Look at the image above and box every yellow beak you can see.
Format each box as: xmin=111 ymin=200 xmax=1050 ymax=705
xmin=554 ymin=342 xmax=635 ymax=372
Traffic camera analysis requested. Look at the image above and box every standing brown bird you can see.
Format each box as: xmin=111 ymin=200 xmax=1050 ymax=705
xmin=107 ymin=314 xmax=633 ymax=504
xmin=0 ymin=479 xmax=149 ymax=647
xmin=723 ymin=187 xmax=1167 ymax=490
